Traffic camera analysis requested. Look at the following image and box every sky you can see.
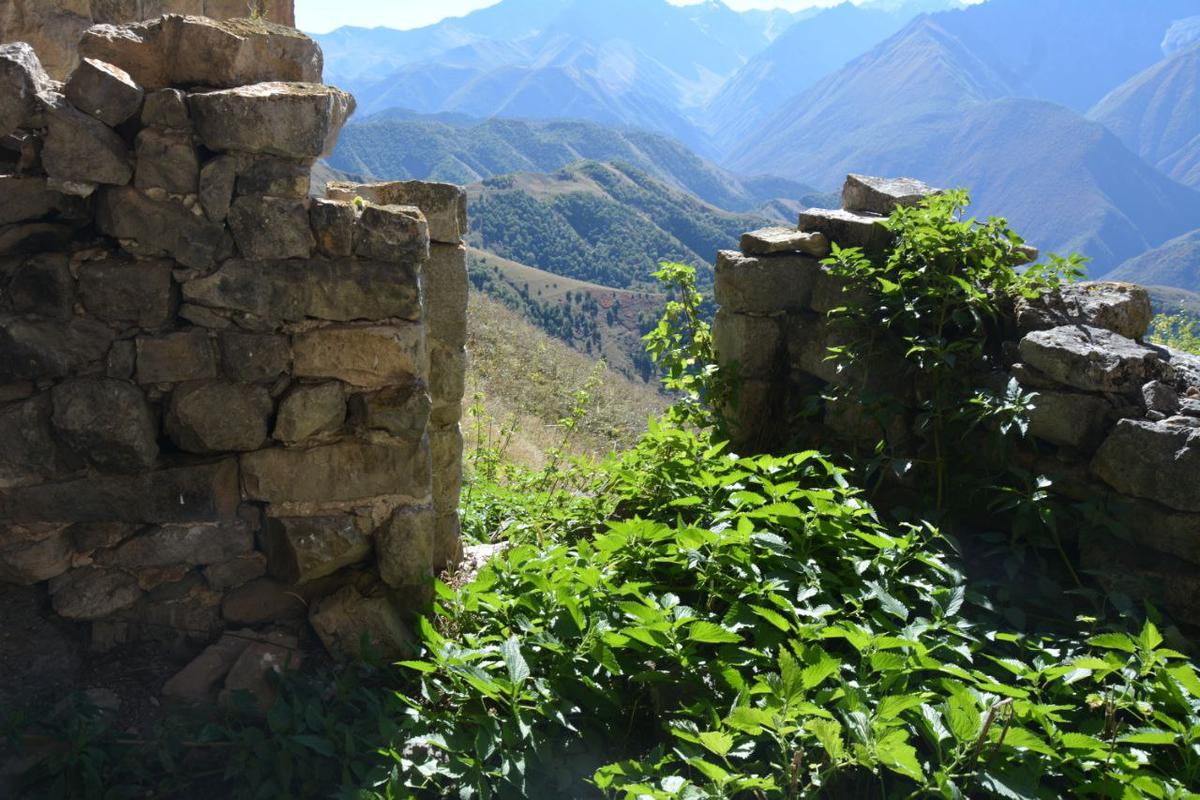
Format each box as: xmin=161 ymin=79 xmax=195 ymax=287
xmin=295 ymin=0 xmax=847 ymax=34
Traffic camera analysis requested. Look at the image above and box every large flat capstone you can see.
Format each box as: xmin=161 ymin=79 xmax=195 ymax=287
xmin=1018 ymin=325 xmax=1168 ymax=394
xmin=189 ymin=82 xmax=354 ymax=159
xmin=1092 ymin=419 xmax=1200 ymax=513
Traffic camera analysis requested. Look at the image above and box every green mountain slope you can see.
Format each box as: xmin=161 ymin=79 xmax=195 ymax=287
xmin=1089 ymin=44 xmax=1200 ymax=188
xmin=1108 ymin=229 xmax=1200 ymax=291
xmin=327 ymin=113 xmax=826 ymax=215
xmin=467 ymin=248 xmax=663 ymax=382
xmin=466 ymin=161 xmax=766 ymax=290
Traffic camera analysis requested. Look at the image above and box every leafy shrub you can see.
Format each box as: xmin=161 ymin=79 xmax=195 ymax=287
xmin=1149 ymin=314 xmax=1200 ymax=355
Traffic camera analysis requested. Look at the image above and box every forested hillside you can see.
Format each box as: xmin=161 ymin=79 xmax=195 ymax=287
xmin=466 ymin=161 xmax=764 ymax=290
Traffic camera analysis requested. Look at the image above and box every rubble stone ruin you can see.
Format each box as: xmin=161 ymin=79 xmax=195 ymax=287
xmin=0 ymin=12 xmax=467 ymax=705
xmin=715 ymin=174 xmax=1200 ymax=626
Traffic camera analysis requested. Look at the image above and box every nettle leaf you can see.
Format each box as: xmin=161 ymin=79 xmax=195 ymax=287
xmin=1167 ymin=664 xmax=1200 ymax=698
xmin=943 ymin=688 xmax=980 ymax=743
xmin=866 ymin=581 xmax=909 ymax=621
xmin=875 ymin=730 xmax=924 ymax=782
xmin=806 ymin=718 xmax=845 ymax=762
xmin=500 ymin=636 xmax=530 ymax=685
xmin=1118 ymin=729 xmax=1177 ymax=746
xmin=1087 ymin=633 xmax=1136 ymax=653
xmin=749 ymin=604 xmax=791 ymax=632
xmin=1138 ymin=620 xmax=1163 ymax=651
xmin=697 ymin=731 xmax=734 ymax=758
xmin=688 ymin=621 xmax=741 ymax=644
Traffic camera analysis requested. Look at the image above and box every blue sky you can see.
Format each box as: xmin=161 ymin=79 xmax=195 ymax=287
xmin=295 ymin=0 xmax=846 ymax=34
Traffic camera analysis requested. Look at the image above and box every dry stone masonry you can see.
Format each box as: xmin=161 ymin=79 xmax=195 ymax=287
xmin=715 ymin=174 xmax=1200 ymax=625
xmin=0 ymin=14 xmax=467 ymax=705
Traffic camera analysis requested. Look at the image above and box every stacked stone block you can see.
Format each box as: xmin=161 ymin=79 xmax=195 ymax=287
xmin=0 ymin=14 xmax=466 ymax=702
xmin=326 ymin=180 xmax=469 ymax=572
xmin=714 ymin=174 xmax=1200 ymax=624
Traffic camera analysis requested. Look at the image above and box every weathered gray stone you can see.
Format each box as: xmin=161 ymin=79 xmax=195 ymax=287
xmin=0 ymin=43 xmax=55 ymax=138
xmin=219 ymin=633 xmax=301 ymax=712
xmin=292 ymin=325 xmax=425 ymax=389
xmin=96 ymin=187 xmax=226 ymax=269
xmin=68 ymin=522 xmax=137 ymax=553
xmin=0 ymin=524 xmax=72 ymax=584
xmin=0 ymin=221 xmax=86 ymax=256
xmin=841 ymin=174 xmax=939 ymax=216
xmin=310 ymin=585 xmax=415 ymax=660
xmin=141 ymin=88 xmax=189 ymax=129
xmin=1093 ymin=419 xmax=1200 ymax=512
xmin=429 ymin=342 xmax=466 ymax=420
xmin=785 ymin=313 xmax=847 ymax=385
xmin=134 ymin=572 xmax=223 ymax=642
xmin=80 ymin=16 xmax=320 ymax=91
xmin=431 ymin=426 xmax=463 ymax=512
xmin=309 ymin=198 xmax=355 ymax=258
xmin=136 ymin=331 xmax=217 ymax=384
xmin=434 ymin=512 xmax=464 ymax=573
xmin=222 ymin=577 xmax=308 ymax=625
xmin=78 ymin=258 xmax=177 ymax=328
xmin=8 ymin=253 xmax=73 ymax=319
xmin=715 ymin=250 xmax=819 ymax=314
xmin=166 ymin=381 xmax=272 ymax=454
xmin=0 ymin=315 xmax=113 ymax=380
xmin=134 ymin=128 xmax=199 ymax=194
xmin=218 ymin=332 xmax=290 ymax=383
xmin=78 ymin=19 xmax=169 ymax=90
xmin=237 ymin=157 xmax=310 ymax=198
xmin=351 ymin=382 xmax=431 ymax=439
xmin=425 ymin=243 xmax=469 ymax=348
xmin=203 ymin=552 xmax=267 ymax=591
xmin=42 ymin=102 xmax=132 ymax=187
xmin=1 ymin=129 xmax=43 ymax=175
xmin=51 ymin=378 xmax=158 ymax=472
xmin=241 ymin=438 xmax=431 ymax=505
xmin=1143 ymin=380 xmax=1181 ymax=415
xmin=263 ymin=515 xmax=372 ymax=585
xmin=49 ymin=566 xmax=142 ymax=620
xmin=1019 ymin=325 xmax=1168 ymax=394
xmin=227 ymin=196 xmax=314 ymax=260
xmin=64 ymin=58 xmax=142 ymax=127
xmin=198 ymin=154 xmax=237 ymax=223
xmin=0 ymin=395 xmax=75 ymax=487
xmin=274 ymin=383 xmax=346 ymax=444
xmin=190 ymin=82 xmax=353 ymax=159
xmin=3 ymin=460 xmax=240 ymax=524
xmin=714 ymin=311 xmax=782 ymax=378
xmin=355 ymin=203 xmax=429 ymax=262
xmin=798 ymin=208 xmax=893 ymax=253
xmin=376 ymin=504 xmax=435 ymax=589
xmin=0 ymin=176 xmax=69 ymax=226
xmin=1027 ymin=390 xmax=1115 ymax=450
xmin=183 ymin=258 xmax=421 ymax=323
xmin=327 ymin=180 xmax=467 ymax=244
xmin=1015 ymin=282 xmax=1154 ymax=340
xmin=1116 ymin=500 xmax=1200 ymax=566
xmin=99 ymin=521 xmax=253 ymax=569
xmin=161 ymin=632 xmax=251 ymax=704
xmin=740 ymin=227 xmax=831 ymax=258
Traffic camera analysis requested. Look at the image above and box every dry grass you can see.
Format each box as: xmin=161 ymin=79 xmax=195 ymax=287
xmin=464 ymin=291 xmax=667 ymax=468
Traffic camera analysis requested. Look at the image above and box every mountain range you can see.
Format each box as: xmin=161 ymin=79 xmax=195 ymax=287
xmin=313 ymin=0 xmax=1200 ymax=285
xmin=326 ymin=111 xmax=830 ymax=215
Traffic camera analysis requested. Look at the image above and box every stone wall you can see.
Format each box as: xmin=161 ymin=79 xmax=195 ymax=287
xmin=0 ymin=15 xmax=467 ymax=705
xmin=714 ymin=174 xmax=1200 ymax=624
xmin=0 ymin=1 xmax=296 ymax=80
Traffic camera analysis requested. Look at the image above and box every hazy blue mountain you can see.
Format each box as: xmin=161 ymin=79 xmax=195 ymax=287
xmin=1089 ymin=43 xmax=1200 ymax=188
xmin=1109 ymin=229 xmax=1200 ymax=292
xmin=705 ymin=1 xmax=959 ymax=154
xmin=327 ymin=112 xmax=826 ymax=215
xmin=729 ymin=15 xmax=1200 ymax=273
xmin=923 ymin=0 xmax=1200 ymax=112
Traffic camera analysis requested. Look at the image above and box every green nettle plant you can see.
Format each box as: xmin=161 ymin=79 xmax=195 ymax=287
xmin=1149 ymin=314 xmax=1200 ymax=356
xmin=14 ymin=195 xmax=1200 ymax=800
xmin=821 ymin=190 xmax=1086 ymax=510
